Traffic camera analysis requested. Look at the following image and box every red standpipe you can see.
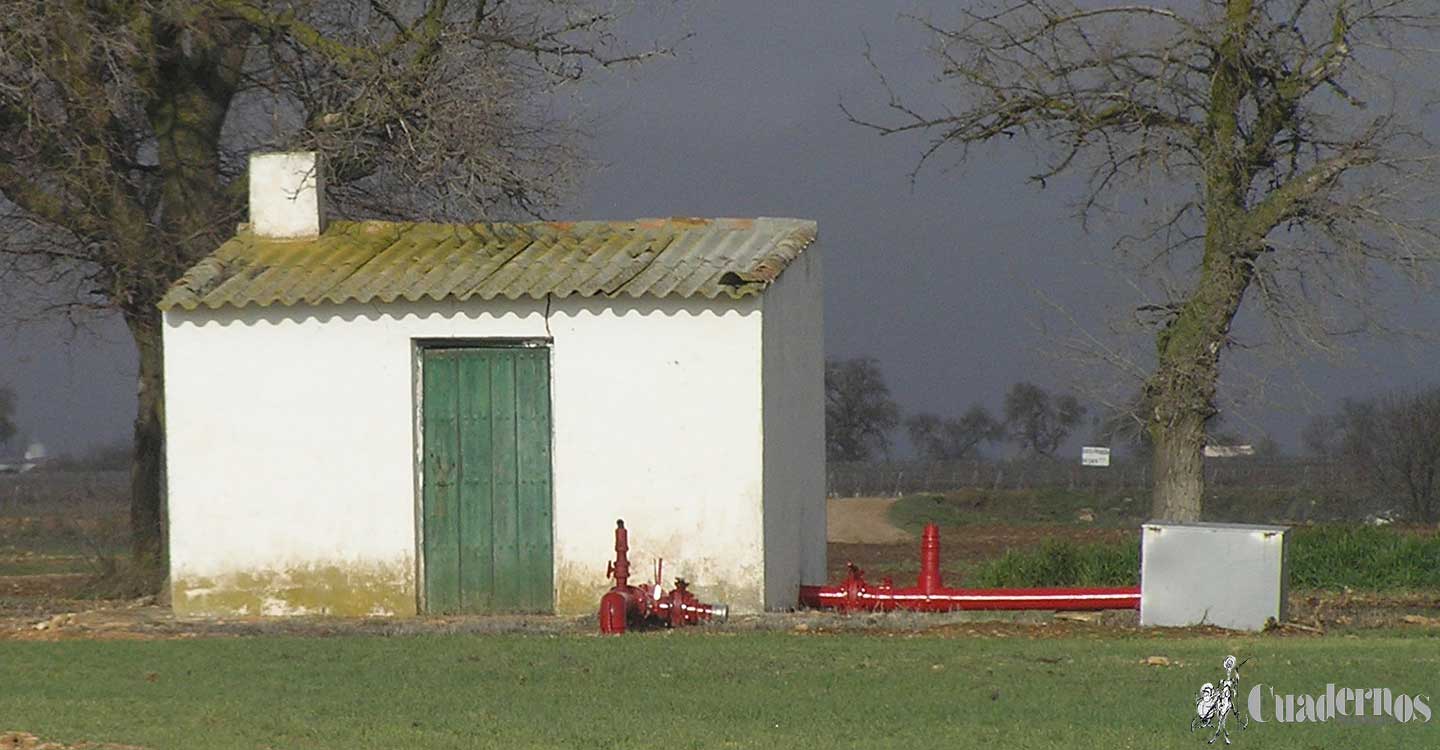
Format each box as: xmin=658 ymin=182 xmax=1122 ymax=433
xmin=799 ymin=524 xmax=1140 ymax=612
xmin=598 ymin=520 xmax=646 ymax=634
xmin=598 ymin=519 xmax=728 ymax=634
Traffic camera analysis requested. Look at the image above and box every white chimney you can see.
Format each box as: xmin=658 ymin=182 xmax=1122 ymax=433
xmin=249 ymin=151 xmax=325 ymax=239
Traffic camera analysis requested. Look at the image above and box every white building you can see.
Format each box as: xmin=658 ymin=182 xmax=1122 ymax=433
xmin=159 ymin=153 xmax=825 ymax=617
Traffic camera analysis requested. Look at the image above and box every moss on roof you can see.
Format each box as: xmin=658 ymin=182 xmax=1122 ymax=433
xmin=159 ymin=217 xmax=817 ymax=311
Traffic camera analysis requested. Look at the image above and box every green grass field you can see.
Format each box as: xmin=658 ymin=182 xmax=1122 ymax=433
xmin=2 ymin=632 xmax=1437 ymax=749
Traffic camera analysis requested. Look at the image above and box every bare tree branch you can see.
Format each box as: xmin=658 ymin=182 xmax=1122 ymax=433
xmin=0 ymin=0 xmax=681 ymax=568
xmin=854 ymin=0 xmax=1440 ymax=521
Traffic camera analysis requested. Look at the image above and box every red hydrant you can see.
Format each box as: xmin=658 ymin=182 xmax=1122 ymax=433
xmin=598 ymin=519 xmax=728 ymax=634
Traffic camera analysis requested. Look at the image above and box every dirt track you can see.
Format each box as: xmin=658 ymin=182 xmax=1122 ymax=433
xmin=826 ymin=497 xmax=911 ymax=544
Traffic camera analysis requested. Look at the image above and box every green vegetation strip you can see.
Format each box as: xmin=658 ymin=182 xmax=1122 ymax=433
xmin=974 ymin=539 xmax=1140 ymax=588
xmin=888 ymin=489 xmax=1115 ymax=528
xmin=890 ymin=494 xmax=1440 ymax=590
xmin=1288 ymin=526 xmax=1440 ymax=590
xmin=0 ymin=555 xmax=92 ymax=576
xmin=1 ymin=633 xmax=1437 ymax=749
xmin=971 ymin=526 xmax=1440 ymax=590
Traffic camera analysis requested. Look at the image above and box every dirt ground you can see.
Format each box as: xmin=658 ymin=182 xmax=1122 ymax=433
xmin=826 ymin=497 xmax=911 ymax=544
xmin=0 ymin=731 xmax=142 ymax=750
xmin=3 ymin=586 xmax=1436 ymax=642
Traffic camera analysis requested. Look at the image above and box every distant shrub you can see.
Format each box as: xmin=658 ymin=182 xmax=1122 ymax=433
xmin=1288 ymin=525 xmax=1440 ymax=590
xmin=888 ymin=488 xmax=1127 ymax=530
xmin=888 ymin=494 xmax=969 ymax=531
xmin=964 ymin=526 xmax=1440 ymax=591
xmin=50 ymin=440 xmax=131 ymax=471
xmin=970 ymin=539 xmax=1138 ymax=588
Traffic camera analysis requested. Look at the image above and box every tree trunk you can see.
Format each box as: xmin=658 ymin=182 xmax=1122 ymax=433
xmin=126 ymin=307 xmax=166 ymax=569
xmin=1150 ymin=410 xmax=1206 ymax=521
xmin=1140 ymin=0 xmax=1259 ymax=523
xmin=117 ymin=16 xmax=249 ymax=572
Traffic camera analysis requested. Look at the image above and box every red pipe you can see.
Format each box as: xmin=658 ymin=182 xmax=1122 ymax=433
xmin=799 ymin=523 xmax=1139 ymax=612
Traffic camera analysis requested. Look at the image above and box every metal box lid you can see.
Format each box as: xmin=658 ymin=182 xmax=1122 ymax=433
xmin=1143 ymin=521 xmax=1289 ymax=534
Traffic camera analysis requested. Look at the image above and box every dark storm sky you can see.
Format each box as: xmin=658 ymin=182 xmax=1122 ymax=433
xmin=4 ymin=1 xmax=1439 ymax=457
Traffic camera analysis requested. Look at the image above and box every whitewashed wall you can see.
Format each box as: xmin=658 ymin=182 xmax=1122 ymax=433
xmin=164 ymin=294 xmax=770 ymax=616
xmin=760 ymin=245 xmax=827 ymax=608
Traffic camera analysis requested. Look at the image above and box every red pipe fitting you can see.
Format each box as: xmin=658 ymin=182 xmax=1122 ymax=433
xmin=654 ymin=578 xmax=727 ymax=627
xmin=918 ymin=523 xmax=943 ymax=594
xmin=799 ymin=523 xmax=1140 ymax=613
xmin=598 ymin=519 xmax=728 ymax=634
xmin=599 ymin=520 xmax=651 ymax=634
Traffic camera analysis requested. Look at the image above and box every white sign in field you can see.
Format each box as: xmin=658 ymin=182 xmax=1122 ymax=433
xmin=1204 ymin=444 xmax=1255 ymax=458
xmin=1081 ymin=446 xmax=1111 ymax=467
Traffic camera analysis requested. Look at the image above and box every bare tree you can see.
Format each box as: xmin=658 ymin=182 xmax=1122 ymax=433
xmin=907 ymin=405 xmax=1004 ymax=460
xmin=0 ymin=385 xmax=15 ymax=450
xmin=848 ymin=1 xmax=1440 ymax=520
xmin=826 ymin=356 xmax=901 ymax=462
xmin=1093 ymin=388 xmax=1155 ymax=458
xmin=1003 ymin=381 xmax=1085 ymax=458
xmin=0 ymin=1 xmax=675 ymax=570
xmin=1252 ymin=434 xmax=1283 ymax=459
xmin=1301 ymin=413 xmax=1342 ymax=459
xmin=1334 ymin=388 xmax=1440 ymax=522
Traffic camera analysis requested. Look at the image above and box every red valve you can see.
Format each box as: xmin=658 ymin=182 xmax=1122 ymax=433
xmin=597 ymin=519 xmax=728 ymax=634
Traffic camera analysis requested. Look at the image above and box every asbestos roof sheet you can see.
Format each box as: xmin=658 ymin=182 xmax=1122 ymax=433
xmin=158 ymin=217 xmax=817 ymax=311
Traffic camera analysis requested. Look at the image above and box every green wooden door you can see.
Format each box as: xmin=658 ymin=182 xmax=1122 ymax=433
xmin=422 ymin=346 xmax=553 ymax=613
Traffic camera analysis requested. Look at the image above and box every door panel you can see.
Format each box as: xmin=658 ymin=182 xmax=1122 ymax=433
xmin=487 ymin=352 xmax=521 ymax=609
xmin=421 ymin=351 xmax=462 ymax=613
xmin=456 ymin=352 xmax=495 ymax=612
xmin=515 ymin=349 xmax=555 ymax=611
xmin=421 ymin=345 xmax=552 ymax=613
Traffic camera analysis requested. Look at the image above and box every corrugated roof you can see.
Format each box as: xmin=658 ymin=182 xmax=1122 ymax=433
xmin=158 ymin=217 xmax=817 ymax=311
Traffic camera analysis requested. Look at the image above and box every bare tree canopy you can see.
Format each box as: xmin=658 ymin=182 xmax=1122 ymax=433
xmin=0 ymin=385 xmax=15 ymax=450
xmin=850 ymin=0 xmax=1440 ymax=520
xmin=1304 ymin=402 xmax=1379 ymax=463
xmin=1093 ymin=388 xmax=1154 ymax=457
xmin=825 ymin=356 xmax=901 ymax=462
xmin=0 ymin=0 xmax=675 ymax=571
xmin=1003 ymin=381 xmax=1085 ymax=457
xmin=906 ymin=405 xmax=1004 ymax=460
xmin=1320 ymin=387 xmax=1440 ymax=521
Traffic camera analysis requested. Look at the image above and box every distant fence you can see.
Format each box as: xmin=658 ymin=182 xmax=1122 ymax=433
xmin=826 ymin=458 xmax=1354 ymax=498
xmin=0 ymin=470 xmax=129 ymax=513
